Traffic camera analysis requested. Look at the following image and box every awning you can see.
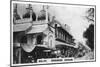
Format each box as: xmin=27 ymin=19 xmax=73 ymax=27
xmin=21 ymin=44 xmax=36 ymax=52
xmin=27 ymin=24 xmax=48 ymax=34
xmin=55 ymin=41 xmax=75 ymax=48
xmin=21 ymin=44 xmax=50 ymax=53
xmin=13 ymin=23 xmax=32 ymax=32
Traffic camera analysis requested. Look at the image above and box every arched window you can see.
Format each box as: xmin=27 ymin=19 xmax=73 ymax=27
xmin=48 ymin=35 xmax=53 ymax=48
xmin=36 ymin=35 xmax=43 ymax=44
xmin=50 ymin=40 xmax=52 ymax=47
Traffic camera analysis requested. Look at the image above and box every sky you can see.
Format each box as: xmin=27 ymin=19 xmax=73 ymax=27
xmin=13 ymin=3 xmax=94 ymax=46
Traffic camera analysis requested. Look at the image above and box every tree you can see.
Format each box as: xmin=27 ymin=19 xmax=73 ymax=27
xmin=83 ymin=8 xmax=95 ymax=51
xmin=83 ymin=24 xmax=94 ymax=50
xmin=85 ymin=8 xmax=94 ymax=22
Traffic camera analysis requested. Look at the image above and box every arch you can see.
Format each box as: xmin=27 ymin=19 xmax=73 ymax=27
xmin=48 ymin=33 xmax=53 ymax=48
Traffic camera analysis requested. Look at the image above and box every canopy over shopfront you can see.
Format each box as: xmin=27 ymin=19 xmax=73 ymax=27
xmin=13 ymin=23 xmax=32 ymax=32
xmin=26 ymin=24 xmax=48 ymax=34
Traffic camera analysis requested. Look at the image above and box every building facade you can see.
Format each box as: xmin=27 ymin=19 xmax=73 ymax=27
xmin=13 ymin=4 xmax=75 ymax=64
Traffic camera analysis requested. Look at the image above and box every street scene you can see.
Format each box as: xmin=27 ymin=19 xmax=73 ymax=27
xmin=12 ymin=1 xmax=95 ymax=65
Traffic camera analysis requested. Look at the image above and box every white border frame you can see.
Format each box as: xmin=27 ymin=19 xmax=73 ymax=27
xmin=10 ymin=0 xmax=96 ymax=66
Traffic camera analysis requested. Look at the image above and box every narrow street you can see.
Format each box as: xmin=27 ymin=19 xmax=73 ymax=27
xmin=75 ymin=51 xmax=94 ymax=60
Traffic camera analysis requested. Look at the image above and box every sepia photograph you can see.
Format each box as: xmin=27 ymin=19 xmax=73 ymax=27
xmin=11 ymin=0 xmax=96 ymax=66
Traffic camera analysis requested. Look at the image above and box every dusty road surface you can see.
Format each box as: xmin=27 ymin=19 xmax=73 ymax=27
xmin=75 ymin=51 xmax=94 ymax=60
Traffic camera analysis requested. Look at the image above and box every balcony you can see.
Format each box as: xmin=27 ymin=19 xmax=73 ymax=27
xmin=14 ymin=18 xmax=32 ymax=24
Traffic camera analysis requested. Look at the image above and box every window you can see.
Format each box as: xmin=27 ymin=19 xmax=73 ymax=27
xmin=50 ymin=40 xmax=52 ymax=47
xmin=36 ymin=35 xmax=43 ymax=44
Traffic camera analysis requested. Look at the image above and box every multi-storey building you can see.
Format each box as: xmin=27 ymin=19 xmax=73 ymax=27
xmin=13 ymin=4 xmax=76 ymax=64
